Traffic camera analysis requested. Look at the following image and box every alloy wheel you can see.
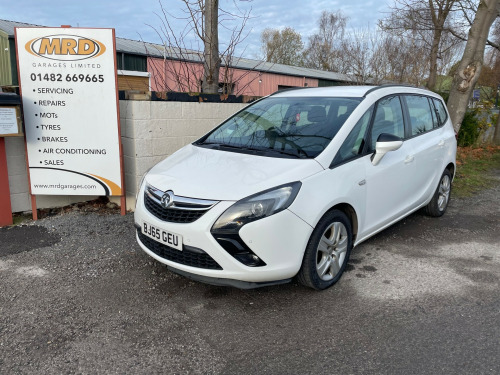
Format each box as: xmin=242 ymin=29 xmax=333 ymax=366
xmin=438 ymin=174 xmax=451 ymax=211
xmin=315 ymin=222 xmax=348 ymax=281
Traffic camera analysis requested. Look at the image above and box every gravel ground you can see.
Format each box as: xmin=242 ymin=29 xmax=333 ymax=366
xmin=1 ymin=172 xmax=499 ymax=374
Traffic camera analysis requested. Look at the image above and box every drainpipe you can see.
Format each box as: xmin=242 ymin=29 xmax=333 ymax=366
xmin=258 ymin=73 xmax=262 ymax=96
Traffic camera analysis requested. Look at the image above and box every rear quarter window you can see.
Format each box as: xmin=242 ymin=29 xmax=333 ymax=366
xmin=432 ymin=98 xmax=448 ymax=127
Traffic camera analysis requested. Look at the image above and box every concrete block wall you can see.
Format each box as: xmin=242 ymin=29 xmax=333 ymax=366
xmin=5 ymin=100 xmax=247 ymax=213
xmin=5 ymin=137 xmax=31 ymax=212
xmin=117 ymin=100 xmax=247 ymax=208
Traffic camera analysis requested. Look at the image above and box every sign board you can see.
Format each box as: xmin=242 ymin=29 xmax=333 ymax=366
xmin=15 ymin=27 xmax=122 ymax=196
xmin=0 ymin=106 xmax=22 ymax=136
xmin=472 ymin=89 xmax=480 ymax=101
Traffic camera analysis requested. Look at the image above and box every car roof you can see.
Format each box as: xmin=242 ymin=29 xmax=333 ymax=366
xmin=271 ymin=85 xmax=438 ymax=99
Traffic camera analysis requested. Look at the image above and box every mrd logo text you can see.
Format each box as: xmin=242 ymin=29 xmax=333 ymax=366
xmin=26 ymin=34 xmax=106 ymax=61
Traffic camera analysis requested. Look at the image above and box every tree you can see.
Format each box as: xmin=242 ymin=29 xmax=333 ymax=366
xmin=303 ymin=11 xmax=348 ymax=73
xmin=202 ymin=0 xmax=220 ymax=93
xmin=340 ymin=28 xmax=374 ymax=84
xmin=367 ymin=30 xmax=431 ymax=85
xmin=147 ymin=0 xmax=252 ymax=94
xmin=380 ymin=0 xmax=460 ymax=90
xmin=447 ymin=0 xmax=500 ymax=49
xmin=477 ymin=18 xmax=500 ymax=99
xmin=261 ymin=27 xmax=304 ymax=66
xmin=494 ymin=106 xmax=500 ymax=144
xmin=488 ymin=18 xmax=500 ymax=144
xmin=427 ymin=0 xmax=458 ymax=89
xmin=477 ymin=64 xmax=500 ymax=100
xmin=340 ymin=29 xmax=397 ymax=84
xmin=447 ymin=0 xmax=500 ymax=132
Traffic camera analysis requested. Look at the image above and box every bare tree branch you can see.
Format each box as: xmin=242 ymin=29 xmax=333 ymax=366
xmin=142 ymin=0 xmax=261 ymax=95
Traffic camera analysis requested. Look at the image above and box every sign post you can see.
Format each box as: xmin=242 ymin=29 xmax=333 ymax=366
xmin=15 ymin=27 xmax=125 ymax=216
xmin=472 ymin=89 xmax=480 ymax=101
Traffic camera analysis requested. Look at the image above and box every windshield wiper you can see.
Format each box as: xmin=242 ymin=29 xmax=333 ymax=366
xmin=218 ymin=144 xmax=308 ymax=158
xmin=263 ymin=148 xmax=310 ymax=159
xmin=195 ymin=141 xmax=310 ymax=158
xmin=195 ymin=141 xmax=236 ymax=148
xmin=196 ymin=142 xmax=261 ymax=152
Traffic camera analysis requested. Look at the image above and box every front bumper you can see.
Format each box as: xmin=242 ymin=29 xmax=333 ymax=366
xmin=134 ymin=184 xmax=313 ymax=284
xmin=165 ymin=265 xmax=292 ymax=289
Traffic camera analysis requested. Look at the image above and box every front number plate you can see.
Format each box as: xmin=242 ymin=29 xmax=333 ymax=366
xmin=142 ymin=221 xmax=183 ymax=251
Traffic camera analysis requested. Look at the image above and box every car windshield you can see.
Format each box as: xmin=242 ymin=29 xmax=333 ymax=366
xmin=195 ymin=96 xmax=363 ymax=158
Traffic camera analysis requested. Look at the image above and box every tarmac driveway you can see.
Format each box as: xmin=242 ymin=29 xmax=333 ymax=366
xmin=1 ymin=174 xmax=499 ymax=374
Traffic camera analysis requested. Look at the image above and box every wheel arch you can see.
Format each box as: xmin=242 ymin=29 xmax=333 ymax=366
xmin=446 ymin=162 xmax=455 ymax=180
xmin=326 ymin=203 xmax=359 ymax=243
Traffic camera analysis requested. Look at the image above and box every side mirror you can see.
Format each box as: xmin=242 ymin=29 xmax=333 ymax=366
xmin=371 ymin=133 xmax=403 ymax=166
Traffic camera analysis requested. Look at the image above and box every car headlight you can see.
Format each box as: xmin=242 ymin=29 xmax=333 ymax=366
xmin=211 ymin=182 xmax=301 ymax=233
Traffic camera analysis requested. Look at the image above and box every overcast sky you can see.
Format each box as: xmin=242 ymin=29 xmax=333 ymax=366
xmin=1 ymin=0 xmax=391 ymax=58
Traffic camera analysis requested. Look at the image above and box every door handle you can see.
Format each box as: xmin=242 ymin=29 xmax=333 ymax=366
xmin=438 ymin=139 xmax=445 ymax=147
xmin=404 ymin=155 xmax=414 ymax=164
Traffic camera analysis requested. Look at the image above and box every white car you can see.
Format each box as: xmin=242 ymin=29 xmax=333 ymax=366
xmin=134 ymin=85 xmax=456 ymax=290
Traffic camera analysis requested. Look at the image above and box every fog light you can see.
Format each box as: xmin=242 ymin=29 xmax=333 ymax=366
xmin=234 ymin=253 xmax=263 ymax=267
xmin=213 ymin=234 xmax=266 ymax=267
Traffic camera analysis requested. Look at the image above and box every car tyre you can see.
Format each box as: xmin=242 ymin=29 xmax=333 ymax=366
xmin=298 ymin=210 xmax=353 ymax=290
xmin=425 ymin=168 xmax=452 ymax=217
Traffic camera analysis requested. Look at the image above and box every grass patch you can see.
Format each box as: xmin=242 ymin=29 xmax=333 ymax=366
xmin=453 ymin=146 xmax=500 ymax=198
xmin=11 ymin=213 xmax=33 ymax=226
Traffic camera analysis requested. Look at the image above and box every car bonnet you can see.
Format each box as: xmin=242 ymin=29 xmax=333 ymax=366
xmin=144 ymin=144 xmax=324 ymax=201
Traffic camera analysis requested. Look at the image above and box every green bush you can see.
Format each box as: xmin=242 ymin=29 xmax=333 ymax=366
xmin=457 ymin=110 xmax=481 ymax=147
xmin=433 ymin=90 xmax=449 ymax=103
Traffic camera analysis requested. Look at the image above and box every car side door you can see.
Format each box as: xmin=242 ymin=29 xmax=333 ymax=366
xmin=401 ymin=95 xmax=448 ymax=207
xmin=359 ymin=95 xmax=417 ymax=239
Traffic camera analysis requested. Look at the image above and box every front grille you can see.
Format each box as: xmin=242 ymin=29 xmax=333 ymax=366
xmin=138 ymin=230 xmax=222 ymax=270
xmin=144 ymin=194 xmax=206 ymax=223
xmin=143 ymin=184 xmax=218 ymax=224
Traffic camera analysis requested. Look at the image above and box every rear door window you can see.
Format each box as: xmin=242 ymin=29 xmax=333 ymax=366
xmin=404 ymin=95 xmax=434 ymax=136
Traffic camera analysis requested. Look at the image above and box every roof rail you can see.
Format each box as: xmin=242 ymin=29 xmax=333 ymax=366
xmin=363 ymin=84 xmax=422 ymax=97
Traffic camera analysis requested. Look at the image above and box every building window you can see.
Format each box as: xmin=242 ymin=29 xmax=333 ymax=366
xmin=116 ymin=53 xmax=147 ymax=72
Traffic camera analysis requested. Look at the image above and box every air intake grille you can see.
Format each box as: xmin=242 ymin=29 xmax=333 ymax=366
xmin=143 ymin=184 xmax=217 ymax=224
xmin=144 ymin=194 xmax=207 ymax=223
xmin=138 ymin=231 xmax=222 ymax=270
